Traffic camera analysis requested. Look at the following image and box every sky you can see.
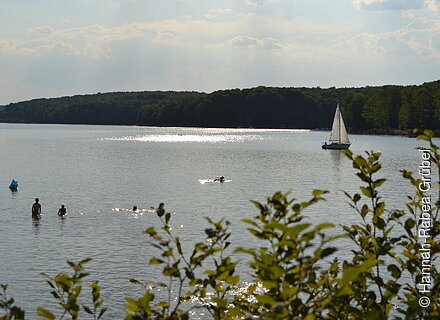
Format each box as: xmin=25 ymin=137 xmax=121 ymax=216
xmin=1 ymin=0 xmax=440 ymax=105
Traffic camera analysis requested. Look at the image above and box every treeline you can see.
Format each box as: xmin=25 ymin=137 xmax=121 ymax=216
xmin=341 ymin=81 xmax=440 ymax=134
xmin=1 ymin=81 xmax=439 ymax=133
xmin=138 ymin=82 xmax=440 ymax=133
xmin=0 ymin=91 xmax=201 ymax=125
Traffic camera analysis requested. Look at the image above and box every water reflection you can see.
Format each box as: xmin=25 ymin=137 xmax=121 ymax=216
xmin=329 ymin=149 xmax=342 ymax=165
xmin=58 ymin=214 xmax=66 ymax=231
xmin=32 ymin=215 xmax=41 ymax=234
xmin=103 ymin=134 xmax=263 ymax=143
xmin=111 ymin=207 xmax=153 ymax=219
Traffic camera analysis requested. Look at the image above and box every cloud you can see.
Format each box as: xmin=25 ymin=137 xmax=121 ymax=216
xmin=245 ymin=0 xmax=268 ymax=8
xmin=328 ymin=18 xmax=440 ymax=60
xmin=0 ymin=13 xmax=356 ymax=61
xmin=424 ymin=0 xmax=440 ymax=11
xmin=28 ymin=25 xmax=53 ymax=34
xmin=396 ymin=18 xmax=440 ymax=58
xmin=204 ymin=8 xmax=233 ymax=20
xmin=1 ymin=4 xmax=440 ymax=105
xmin=353 ymin=0 xmax=424 ymax=11
xmin=2 ymin=12 xmax=438 ymax=64
xmin=0 ymin=22 xmax=178 ymax=59
xmin=227 ymin=36 xmax=283 ymax=49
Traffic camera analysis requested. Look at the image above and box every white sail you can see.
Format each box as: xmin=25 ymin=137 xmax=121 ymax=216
xmin=322 ymin=103 xmax=351 ymax=149
xmin=339 ymin=113 xmax=350 ymax=144
xmin=328 ymin=103 xmax=350 ymax=143
xmin=329 ymin=104 xmax=341 ymax=142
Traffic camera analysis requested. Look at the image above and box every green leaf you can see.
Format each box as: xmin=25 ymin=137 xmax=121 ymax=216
xmin=156 ymin=203 xmax=165 ymax=217
xmin=354 ymin=156 xmax=368 ymax=168
xmin=376 ymin=217 xmax=386 ymax=230
xmin=176 ymin=237 xmax=183 ymax=255
xmin=226 ymin=275 xmax=240 ymax=285
xmin=241 ymin=218 xmax=260 ymax=228
xmin=36 ymin=308 xmax=56 ymax=320
xmin=312 ymin=189 xmax=328 ymax=197
xmin=360 ymin=186 xmax=372 ymax=198
xmin=387 ymin=264 xmax=401 ymax=279
xmin=314 ymin=222 xmax=335 ymax=231
xmin=360 ymin=204 xmax=369 ymax=219
xmin=336 ymin=285 xmax=354 ymax=297
xmin=404 ymin=218 xmax=415 ymax=233
xmin=287 ymin=223 xmax=311 ymax=237
xmin=370 ymin=163 xmax=382 ymax=174
xmin=342 ymin=149 xmax=353 ymax=159
xmin=373 ymin=178 xmax=386 ymax=188
xmin=211 ymin=297 xmax=228 ymax=308
xmin=149 ymin=258 xmax=164 ymax=265
xmin=83 ymin=305 xmax=93 ymax=314
xmin=143 ymin=227 xmax=156 ymax=236
xmin=157 ymin=301 xmax=169 ymax=307
xmin=341 ymin=259 xmax=378 ymax=285
xmin=98 ymin=308 xmax=107 ymax=319
xmin=319 ymin=247 xmax=337 ymax=258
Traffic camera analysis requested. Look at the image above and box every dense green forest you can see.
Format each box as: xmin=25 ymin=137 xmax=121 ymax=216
xmin=0 ymin=91 xmax=202 ymax=125
xmin=1 ymin=81 xmax=439 ymax=134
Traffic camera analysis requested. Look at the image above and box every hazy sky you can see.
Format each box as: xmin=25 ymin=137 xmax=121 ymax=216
xmin=1 ymin=0 xmax=439 ymax=104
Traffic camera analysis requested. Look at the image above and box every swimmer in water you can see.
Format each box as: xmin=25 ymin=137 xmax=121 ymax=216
xmin=57 ymin=205 xmax=67 ymax=216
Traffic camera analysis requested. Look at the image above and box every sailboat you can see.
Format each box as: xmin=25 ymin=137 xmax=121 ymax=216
xmin=322 ymin=103 xmax=351 ymax=149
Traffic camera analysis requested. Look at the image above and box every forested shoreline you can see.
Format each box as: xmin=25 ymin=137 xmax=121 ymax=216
xmin=1 ymin=81 xmax=439 ymax=135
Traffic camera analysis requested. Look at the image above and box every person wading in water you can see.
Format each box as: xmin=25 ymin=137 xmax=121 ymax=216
xmin=32 ymin=198 xmax=41 ymax=218
xmin=57 ymin=205 xmax=67 ymax=216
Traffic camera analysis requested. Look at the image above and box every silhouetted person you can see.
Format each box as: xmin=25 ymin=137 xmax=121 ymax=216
xmin=132 ymin=206 xmax=138 ymax=211
xmin=32 ymin=198 xmax=41 ymax=218
xmin=58 ymin=205 xmax=67 ymax=216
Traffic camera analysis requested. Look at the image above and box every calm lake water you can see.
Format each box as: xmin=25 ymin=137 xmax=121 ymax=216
xmin=0 ymin=123 xmax=436 ymax=318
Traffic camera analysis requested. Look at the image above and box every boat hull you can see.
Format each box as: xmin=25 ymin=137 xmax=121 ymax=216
xmin=322 ymin=143 xmax=351 ymax=150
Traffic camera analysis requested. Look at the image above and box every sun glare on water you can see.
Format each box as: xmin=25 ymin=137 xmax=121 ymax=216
xmin=101 ymin=128 xmax=310 ymax=144
xmin=104 ymin=134 xmax=262 ymax=143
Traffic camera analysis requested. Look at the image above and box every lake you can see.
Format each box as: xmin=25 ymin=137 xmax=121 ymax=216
xmin=0 ymin=123 xmax=435 ymax=318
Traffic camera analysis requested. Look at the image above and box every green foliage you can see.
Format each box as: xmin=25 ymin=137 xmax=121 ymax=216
xmin=342 ymin=149 xmax=400 ymax=318
xmin=343 ymin=130 xmax=440 ymax=319
xmin=1 ymin=131 xmax=439 ymax=319
xmin=0 ymin=91 xmax=201 ymax=125
xmin=137 ymin=82 xmax=440 ymax=132
xmin=342 ymin=92 xmax=367 ymax=130
xmin=37 ymin=258 xmax=107 ymax=320
xmin=2 ymin=81 xmax=439 ymax=132
xmin=125 ymin=203 xmax=236 ymax=320
xmin=0 ymin=284 xmax=25 ymax=320
xmin=234 ymin=190 xmax=345 ymax=319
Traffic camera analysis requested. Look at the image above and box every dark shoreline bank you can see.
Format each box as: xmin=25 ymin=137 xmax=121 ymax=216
xmin=1 ymin=121 xmax=438 ymax=137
